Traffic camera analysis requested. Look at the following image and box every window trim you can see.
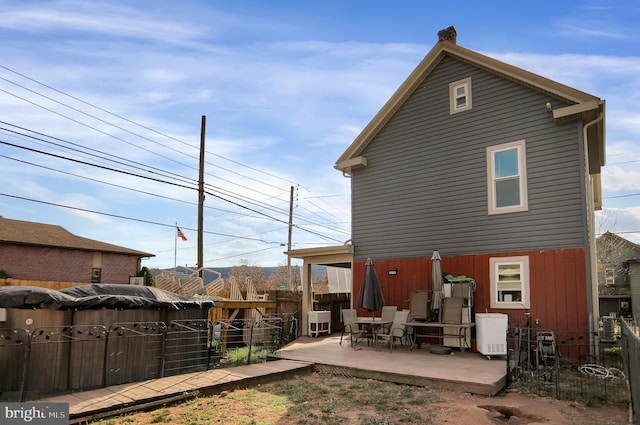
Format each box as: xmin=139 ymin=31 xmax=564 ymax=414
xmin=490 ymin=256 xmax=530 ymax=309
xmin=449 ymin=77 xmax=472 ymax=114
xmin=486 ymin=139 xmax=528 ymax=215
xmin=91 ymin=268 xmax=101 ymax=283
xmin=604 ymin=268 xmax=615 ymax=286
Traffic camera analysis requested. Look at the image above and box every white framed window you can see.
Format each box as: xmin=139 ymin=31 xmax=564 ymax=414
xmin=486 ymin=140 xmax=528 ymax=215
xmin=490 ymin=256 xmax=530 ymax=309
xmin=449 ymin=77 xmax=472 ymax=114
xmin=605 ymin=268 xmax=615 ymax=286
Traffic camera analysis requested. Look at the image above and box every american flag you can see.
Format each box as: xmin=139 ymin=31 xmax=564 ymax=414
xmin=177 ymin=227 xmax=187 ymax=241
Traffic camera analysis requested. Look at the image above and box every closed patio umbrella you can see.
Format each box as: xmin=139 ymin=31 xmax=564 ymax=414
xmin=356 ymin=258 xmax=385 ymax=317
xmin=431 ymin=251 xmax=444 ymax=312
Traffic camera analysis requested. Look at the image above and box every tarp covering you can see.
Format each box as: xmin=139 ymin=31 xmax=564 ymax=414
xmin=0 ymin=284 xmax=214 ymax=311
xmin=356 ymin=258 xmax=385 ymax=313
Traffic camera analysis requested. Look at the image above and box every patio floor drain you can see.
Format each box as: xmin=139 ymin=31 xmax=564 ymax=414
xmin=478 ymin=405 xmax=542 ymax=424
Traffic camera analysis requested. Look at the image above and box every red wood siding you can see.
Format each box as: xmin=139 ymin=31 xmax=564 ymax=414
xmin=352 ymin=248 xmax=589 ymax=335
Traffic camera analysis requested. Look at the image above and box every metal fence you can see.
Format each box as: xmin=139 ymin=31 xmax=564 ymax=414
xmin=620 ymin=318 xmax=640 ymax=424
xmin=507 ymin=325 xmax=629 ymax=406
xmin=0 ymin=313 xmax=298 ymax=402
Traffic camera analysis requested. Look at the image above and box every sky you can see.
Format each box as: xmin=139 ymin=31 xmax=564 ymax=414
xmin=0 ymin=1 xmax=639 ymax=270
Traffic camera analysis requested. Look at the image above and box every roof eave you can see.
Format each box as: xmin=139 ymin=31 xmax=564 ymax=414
xmin=334 ymin=156 xmax=368 ymax=174
xmin=335 ymin=41 xmax=604 ymax=169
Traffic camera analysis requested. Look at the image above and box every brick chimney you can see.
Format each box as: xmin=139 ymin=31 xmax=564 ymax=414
xmin=438 ymin=26 xmax=457 ymax=44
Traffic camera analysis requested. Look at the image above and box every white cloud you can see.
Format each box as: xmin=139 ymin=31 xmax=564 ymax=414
xmin=602 ymin=166 xmax=640 ymax=192
xmin=0 ymin=1 xmax=205 ymax=42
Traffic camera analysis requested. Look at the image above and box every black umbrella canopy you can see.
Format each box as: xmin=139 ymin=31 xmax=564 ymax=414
xmin=356 ymin=258 xmax=385 ymax=313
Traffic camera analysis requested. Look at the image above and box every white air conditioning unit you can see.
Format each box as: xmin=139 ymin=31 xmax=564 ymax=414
xmin=601 ymin=316 xmax=616 ymax=343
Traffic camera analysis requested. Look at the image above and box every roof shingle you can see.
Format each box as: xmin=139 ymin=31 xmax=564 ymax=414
xmin=0 ymin=217 xmax=153 ymax=257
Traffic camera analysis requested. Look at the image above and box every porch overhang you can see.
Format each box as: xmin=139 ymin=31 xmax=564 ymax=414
xmin=285 ymin=245 xmax=354 ymax=336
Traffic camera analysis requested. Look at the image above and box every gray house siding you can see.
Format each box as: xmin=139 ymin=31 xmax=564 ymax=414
xmin=351 ymin=56 xmax=589 ymax=262
xmin=630 ymin=262 xmax=640 ymax=321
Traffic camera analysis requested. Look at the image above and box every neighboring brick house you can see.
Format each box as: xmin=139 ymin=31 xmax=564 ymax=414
xmin=0 ymin=216 xmax=153 ymax=284
xmin=597 ymin=231 xmax=639 ymax=318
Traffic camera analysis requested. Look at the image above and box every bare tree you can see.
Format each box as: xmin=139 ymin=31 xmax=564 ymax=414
xmin=266 ymin=264 xmax=302 ymax=290
xmin=227 ymin=259 xmax=267 ymax=291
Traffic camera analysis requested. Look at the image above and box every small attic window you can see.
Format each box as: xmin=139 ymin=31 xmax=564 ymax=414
xmin=449 ymin=77 xmax=472 ymax=114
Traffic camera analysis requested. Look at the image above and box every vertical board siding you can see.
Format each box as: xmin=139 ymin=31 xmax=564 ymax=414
xmin=352 ymin=248 xmax=588 ymax=336
xmin=351 ymin=55 xmax=588 ymax=263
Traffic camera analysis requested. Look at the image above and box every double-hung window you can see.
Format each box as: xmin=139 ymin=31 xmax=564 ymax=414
xmin=605 ymin=268 xmax=615 ymax=286
xmin=487 ymin=140 xmax=528 ymax=214
xmin=490 ymin=256 xmax=530 ymax=309
xmin=449 ymin=77 xmax=472 ymax=114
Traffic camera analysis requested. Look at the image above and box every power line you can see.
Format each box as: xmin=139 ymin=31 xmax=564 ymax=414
xmin=0 ymin=123 xmax=197 ymax=186
xmin=2 ymin=138 xmax=350 ymax=239
xmin=0 ymin=74 xmax=340 ymax=229
xmin=604 ymin=193 xmax=640 ymax=199
xmin=0 ymin=68 xmax=301 ymax=209
xmin=0 ymin=67 xmax=350 ymax=241
xmin=1 ymin=140 xmax=200 ymax=190
xmin=0 ymin=87 xmax=197 ymax=170
xmin=204 ymin=246 xmax=283 ymax=263
xmin=0 ymin=64 xmax=296 ymax=185
xmin=0 ymin=192 xmax=283 ymax=244
xmin=1 ymin=120 xmax=297 ymax=220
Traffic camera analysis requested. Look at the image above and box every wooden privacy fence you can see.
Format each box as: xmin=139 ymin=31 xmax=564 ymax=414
xmin=0 ymin=315 xmax=295 ymax=402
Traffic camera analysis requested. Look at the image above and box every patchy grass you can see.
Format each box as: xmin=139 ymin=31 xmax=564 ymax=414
xmin=88 ymin=373 xmax=439 ymax=425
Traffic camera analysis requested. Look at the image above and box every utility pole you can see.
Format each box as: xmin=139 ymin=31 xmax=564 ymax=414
xmin=198 ymin=115 xmax=206 ymax=279
xmin=287 ymin=185 xmax=294 ymax=290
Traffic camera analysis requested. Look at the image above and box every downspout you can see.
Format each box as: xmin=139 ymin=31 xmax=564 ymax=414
xmin=582 ymin=111 xmax=603 ymax=353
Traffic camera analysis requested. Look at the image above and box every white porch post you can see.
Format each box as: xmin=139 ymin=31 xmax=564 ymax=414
xmin=301 ymin=260 xmax=313 ymax=336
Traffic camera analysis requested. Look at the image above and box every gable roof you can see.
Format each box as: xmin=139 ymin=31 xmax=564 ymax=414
xmin=335 ymin=38 xmax=606 ymax=177
xmin=0 ymin=216 xmax=154 ymax=258
xmin=597 ymin=231 xmax=640 ymax=252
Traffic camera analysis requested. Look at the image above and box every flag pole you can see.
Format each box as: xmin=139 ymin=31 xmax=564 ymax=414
xmin=174 ymin=222 xmax=178 ymax=268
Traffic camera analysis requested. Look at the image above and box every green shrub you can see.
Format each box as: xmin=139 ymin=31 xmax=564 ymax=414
xmin=225 ymin=345 xmax=269 ymax=366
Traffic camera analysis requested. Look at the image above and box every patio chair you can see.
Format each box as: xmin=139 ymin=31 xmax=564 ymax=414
xmin=440 ymin=297 xmax=463 ymax=324
xmin=377 ymin=309 xmax=410 ymax=352
xmin=340 ymin=309 xmax=364 ymax=347
xmin=379 ymin=306 xmax=398 ymax=334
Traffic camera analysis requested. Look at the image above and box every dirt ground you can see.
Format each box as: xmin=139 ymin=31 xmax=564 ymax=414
xmin=427 ymin=387 xmax=630 ymax=425
xmin=93 ymin=373 xmax=631 ymax=424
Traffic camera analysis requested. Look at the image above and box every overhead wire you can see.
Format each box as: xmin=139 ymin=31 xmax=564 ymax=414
xmin=0 ymin=192 xmax=284 ymax=244
xmin=0 ymin=65 xmax=294 ymax=198
xmin=0 ymin=123 xmax=198 ymax=186
xmin=0 ymin=66 xmax=351 ymax=245
xmin=0 ymin=86 xmax=196 ymax=170
xmin=0 ymin=71 xmax=332 ymax=218
xmin=0 ymin=64 xmax=295 ymax=185
xmin=2 ymin=135 xmax=349 ymax=239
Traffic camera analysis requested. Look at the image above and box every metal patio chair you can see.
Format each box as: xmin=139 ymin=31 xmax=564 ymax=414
xmin=377 ymin=309 xmax=410 ymax=352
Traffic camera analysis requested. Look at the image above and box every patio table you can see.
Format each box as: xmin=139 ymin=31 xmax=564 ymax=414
xmin=403 ymin=321 xmax=475 ymax=351
xmin=354 ymin=318 xmax=392 ymax=351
